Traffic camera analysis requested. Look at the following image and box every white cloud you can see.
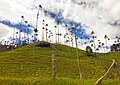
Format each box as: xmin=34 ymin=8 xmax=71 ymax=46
xmin=0 ymin=0 xmax=120 ymax=52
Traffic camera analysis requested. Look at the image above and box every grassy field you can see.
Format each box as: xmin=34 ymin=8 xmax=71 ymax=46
xmin=0 ymin=42 xmax=120 ymax=85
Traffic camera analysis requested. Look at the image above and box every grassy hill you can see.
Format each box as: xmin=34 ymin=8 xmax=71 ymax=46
xmin=0 ymin=42 xmax=120 ymax=85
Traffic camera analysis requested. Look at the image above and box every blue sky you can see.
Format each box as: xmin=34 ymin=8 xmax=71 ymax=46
xmin=44 ymin=10 xmax=90 ymax=39
xmin=0 ymin=20 xmax=33 ymax=34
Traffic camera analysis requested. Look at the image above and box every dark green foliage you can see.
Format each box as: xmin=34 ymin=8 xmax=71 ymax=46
xmin=85 ymin=46 xmax=94 ymax=56
xmin=36 ymin=41 xmax=50 ymax=47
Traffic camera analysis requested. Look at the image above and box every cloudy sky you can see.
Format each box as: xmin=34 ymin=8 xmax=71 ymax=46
xmin=0 ymin=0 xmax=120 ymax=52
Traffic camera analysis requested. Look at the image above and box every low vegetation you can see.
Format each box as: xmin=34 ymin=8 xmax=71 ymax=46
xmin=0 ymin=41 xmax=120 ymax=85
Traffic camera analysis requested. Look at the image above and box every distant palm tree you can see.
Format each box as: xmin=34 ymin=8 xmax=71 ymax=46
xmin=57 ymin=20 xmax=60 ymax=43
xmin=24 ymin=21 xmax=28 ymax=43
xmin=102 ymin=43 xmax=105 ymax=52
xmin=64 ymin=34 xmax=66 ymax=45
xmin=34 ymin=5 xmax=42 ymax=42
xmin=27 ymin=24 xmax=30 ymax=44
xmin=104 ymin=35 xmax=108 ymax=52
xmin=71 ymin=37 xmax=73 ymax=47
xmin=108 ymin=38 xmax=111 ymax=47
xmin=59 ymin=33 xmax=62 ymax=43
xmin=55 ymin=26 xmax=57 ymax=43
xmin=45 ymin=24 xmax=48 ymax=42
xmin=91 ymin=31 xmax=96 ymax=56
xmin=42 ymin=20 xmax=45 ymax=41
xmin=19 ymin=16 xmax=24 ymax=46
xmin=16 ymin=31 xmax=18 ymax=44
xmin=42 ymin=27 xmax=45 ymax=41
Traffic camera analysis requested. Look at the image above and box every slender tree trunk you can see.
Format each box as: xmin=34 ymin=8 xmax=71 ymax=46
xmin=74 ymin=31 xmax=82 ymax=79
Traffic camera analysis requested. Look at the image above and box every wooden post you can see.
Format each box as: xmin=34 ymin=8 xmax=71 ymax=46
xmin=52 ymin=51 xmax=56 ymax=82
xmin=114 ymin=61 xmax=120 ymax=83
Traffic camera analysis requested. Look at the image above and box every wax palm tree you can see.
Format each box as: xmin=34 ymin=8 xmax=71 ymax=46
xmin=45 ymin=24 xmax=48 ymax=42
xmin=64 ymin=34 xmax=66 ymax=45
xmin=91 ymin=31 xmax=96 ymax=56
xmin=71 ymin=37 xmax=73 ymax=47
xmin=55 ymin=26 xmax=57 ymax=43
xmin=27 ymin=24 xmax=30 ymax=44
xmin=45 ymin=28 xmax=48 ymax=42
xmin=34 ymin=5 xmax=42 ymax=42
xmin=19 ymin=16 xmax=24 ymax=46
xmin=57 ymin=20 xmax=60 ymax=43
xmin=16 ymin=31 xmax=18 ymax=44
xmin=104 ymin=34 xmax=108 ymax=52
xmin=24 ymin=21 xmax=28 ymax=44
xmin=42 ymin=20 xmax=45 ymax=41
xmin=72 ymin=26 xmax=82 ymax=79
xmin=59 ymin=33 xmax=62 ymax=43
xmin=102 ymin=43 xmax=105 ymax=52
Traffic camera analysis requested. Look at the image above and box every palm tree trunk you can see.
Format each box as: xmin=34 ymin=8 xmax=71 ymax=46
xmin=74 ymin=31 xmax=82 ymax=79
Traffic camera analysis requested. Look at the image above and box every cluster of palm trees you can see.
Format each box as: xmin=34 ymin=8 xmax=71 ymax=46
xmin=84 ymin=31 xmax=112 ymax=53
xmin=111 ymin=36 xmax=120 ymax=52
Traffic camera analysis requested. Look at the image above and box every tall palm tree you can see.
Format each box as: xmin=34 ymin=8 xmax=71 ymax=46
xmin=34 ymin=5 xmax=42 ymax=42
xmin=55 ymin=26 xmax=57 ymax=43
xmin=104 ymin=35 xmax=108 ymax=52
xmin=59 ymin=33 xmax=62 ymax=43
xmin=73 ymin=26 xmax=82 ymax=79
xmin=24 ymin=21 xmax=28 ymax=44
xmin=42 ymin=27 xmax=45 ymax=41
xmin=13 ymin=27 xmax=16 ymax=44
xmin=71 ymin=37 xmax=73 ymax=47
xmin=19 ymin=16 xmax=24 ymax=46
xmin=27 ymin=24 xmax=30 ymax=44
xmin=57 ymin=20 xmax=60 ymax=43
xmin=45 ymin=24 xmax=48 ymax=42
xmin=16 ymin=31 xmax=18 ymax=44
xmin=42 ymin=20 xmax=45 ymax=41
xmin=102 ymin=43 xmax=105 ymax=53
xmin=108 ymin=38 xmax=111 ymax=48
xmin=46 ymin=28 xmax=48 ymax=42
xmin=64 ymin=34 xmax=66 ymax=45
xmin=91 ymin=31 xmax=96 ymax=56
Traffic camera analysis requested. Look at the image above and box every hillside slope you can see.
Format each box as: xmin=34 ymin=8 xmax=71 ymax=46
xmin=0 ymin=42 xmax=120 ymax=85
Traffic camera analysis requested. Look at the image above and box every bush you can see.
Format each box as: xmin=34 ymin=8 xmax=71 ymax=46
xmin=36 ymin=41 xmax=50 ymax=48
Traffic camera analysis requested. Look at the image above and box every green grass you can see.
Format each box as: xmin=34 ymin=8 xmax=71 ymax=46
xmin=0 ymin=42 xmax=120 ymax=84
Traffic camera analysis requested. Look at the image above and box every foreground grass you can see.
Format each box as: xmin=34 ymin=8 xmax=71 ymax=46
xmin=0 ymin=77 xmax=119 ymax=85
